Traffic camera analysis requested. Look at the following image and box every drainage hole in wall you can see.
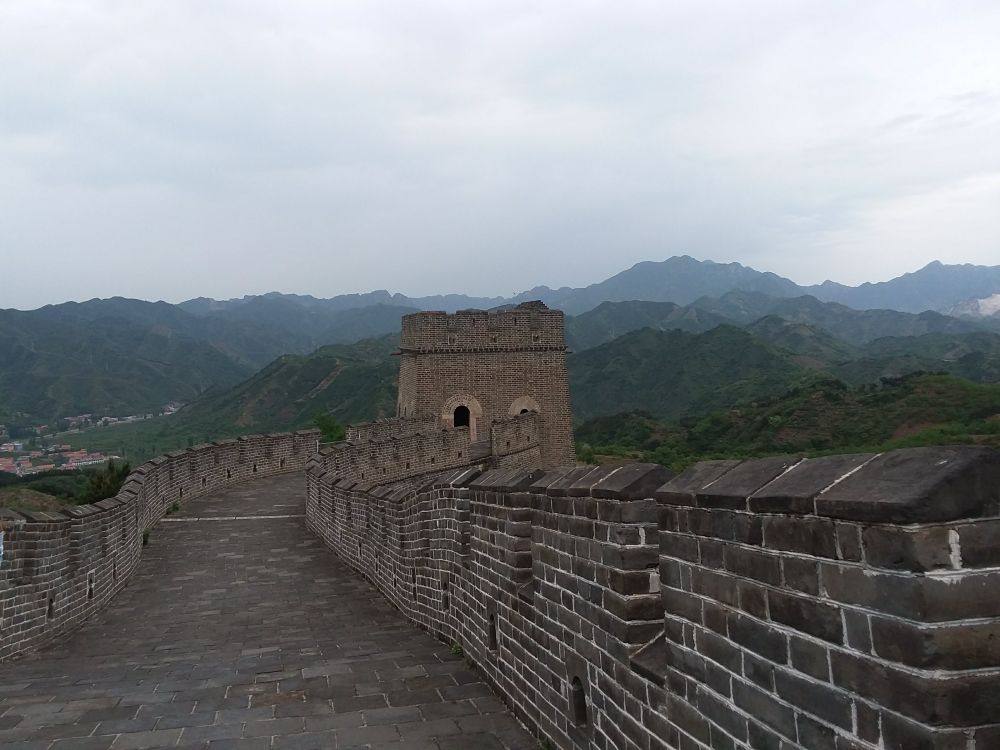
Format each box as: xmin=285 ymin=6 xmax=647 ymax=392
xmin=571 ymin=676 xmax=588 ymax=726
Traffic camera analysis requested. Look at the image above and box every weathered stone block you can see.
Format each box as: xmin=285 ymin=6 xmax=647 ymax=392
xmin=768 ymin=590 xmax=844 ymax=644
xmin=749 ymin=453 xmax=875 ymax=514
xmin=815 ymin=446 xmax=1000 ymax=523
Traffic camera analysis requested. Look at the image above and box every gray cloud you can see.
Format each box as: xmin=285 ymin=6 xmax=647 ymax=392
xmin=2 ymin=0 xmax=999 ymax=309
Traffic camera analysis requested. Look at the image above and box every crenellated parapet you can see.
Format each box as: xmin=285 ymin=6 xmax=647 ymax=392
xmin=312 ymin=412 xmax=542 ymax=489
xmin=0 ymin=430 xmax=319 ymax=663
xmin=305 ymin=446 xmax=1000 ymax=750
xmin=346 ymin=416 xmax=440 ymax=443
xmin=649 ymin=446 xmax=1000 ymax=750
xmin=488 ymin=411 xmax=542 ymax=464
xmin=399 ymin=301 xmax=566 ymax=352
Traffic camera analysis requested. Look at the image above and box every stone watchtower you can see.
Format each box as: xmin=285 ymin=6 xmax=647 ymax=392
xmin=396 ymin=301 xmax=575 ymax=467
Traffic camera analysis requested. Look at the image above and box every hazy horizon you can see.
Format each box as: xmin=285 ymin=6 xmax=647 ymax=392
xmin=3 ymin=254 xmax=995 ymax=312
xmin=3 ymin=2 xmax=999 ymax=309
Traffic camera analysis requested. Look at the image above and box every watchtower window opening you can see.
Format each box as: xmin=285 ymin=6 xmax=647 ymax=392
xmin=454 ymin=405 xmax=470 ymax=428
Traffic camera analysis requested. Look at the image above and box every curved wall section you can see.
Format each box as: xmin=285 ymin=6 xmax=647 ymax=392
xmin=0 ymin=430 xmax=319 ymax=663
xmin=306 ymin=447 xmax=1000 ymax=750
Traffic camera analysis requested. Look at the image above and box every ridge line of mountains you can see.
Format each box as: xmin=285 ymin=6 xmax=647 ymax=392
xmin=4 ymin=256 xmax=1000 ymax=435
xmin=175 ymin=254 xmax=1000 ymax=317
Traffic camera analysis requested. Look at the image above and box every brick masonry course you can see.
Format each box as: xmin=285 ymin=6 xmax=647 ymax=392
xmin=306 ymin=447 xmax=1000 ymax=750
xmin=0 ymin=473 xmax=534 ymax=750
xmin=0 ymin=431 xmax=320 ymax=662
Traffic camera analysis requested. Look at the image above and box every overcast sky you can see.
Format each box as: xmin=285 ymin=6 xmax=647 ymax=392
xmin=2 ymin=1 xmax=999 ymax=310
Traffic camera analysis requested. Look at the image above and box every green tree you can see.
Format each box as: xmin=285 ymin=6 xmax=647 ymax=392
xmin=314 ymin=413 xmax=346 ymax=443
xmin=81 ymin=460 xmax=131 ymax=504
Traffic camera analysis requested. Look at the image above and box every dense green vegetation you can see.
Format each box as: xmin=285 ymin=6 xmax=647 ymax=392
xmin=62 ymin=336 xmax=399 ymax=463
xmin=575 ymin=373 xmax=1000 ymax=471
xmin=836 ymin=332 xmax=1000 ymax=385
xmin=314 ymin=414 xmax=347 ymax=442
xmin=0 ymin=306 xmax=252 ymax=421
xmin=569 ymin=326 xmax=822 ymax=422
xmin=0 ymin=298 xmax=413 ymax=421
xmin=568 ymin=311 xmax=1000 ymax=424
xmin=0 ymin=461 xmax=132 ymax=512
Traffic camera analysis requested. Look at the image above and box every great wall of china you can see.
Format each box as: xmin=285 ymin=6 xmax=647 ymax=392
xmin=2 ymin=302 xmax=999 ymax=749
xmin=0 ymin=431 xmax=320 ymax=661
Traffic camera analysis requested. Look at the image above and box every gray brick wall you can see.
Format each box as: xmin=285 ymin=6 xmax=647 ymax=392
xmin=0 ymin=430 xmax=319 ymax=663
xmin=305 ymin=447 xmax=1000 ymax=750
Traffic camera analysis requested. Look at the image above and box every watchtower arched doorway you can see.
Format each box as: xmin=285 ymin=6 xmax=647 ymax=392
xmin=441 ymin=394 xmax=483 ymax=442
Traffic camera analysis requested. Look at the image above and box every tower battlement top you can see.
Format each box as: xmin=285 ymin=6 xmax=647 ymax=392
xmin=399 ymin=301 xmax=565 ymax=352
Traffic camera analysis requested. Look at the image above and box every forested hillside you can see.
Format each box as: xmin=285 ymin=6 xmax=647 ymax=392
xmin=569 ymin=326 xmax=817 ymax=421
xmin=64 ymin=336 xmax=399 ymax=461
xmin=8 ymin=255 xmax=1000 ymax=422
xmin=575 ymin=374 xmax=1000 ymax=470
xmin=0 ymin=308 xmax=250 ymax=421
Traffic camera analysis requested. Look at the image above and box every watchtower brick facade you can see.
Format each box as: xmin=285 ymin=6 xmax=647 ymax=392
xmin=397 ymin=301 xmax=575 ymax=467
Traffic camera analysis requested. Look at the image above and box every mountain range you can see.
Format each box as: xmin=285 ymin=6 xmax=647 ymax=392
xmin=60 ymin=299 xmax=1000 ymax=463
xmin=5 ymin=255 xmax=1000 ymax=427
xmin=164 ymin=256 xmax=1000 ymax=317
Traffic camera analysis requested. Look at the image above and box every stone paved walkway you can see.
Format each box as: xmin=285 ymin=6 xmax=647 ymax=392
xmin=0 ymin=474 xmax=535 ymax=750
